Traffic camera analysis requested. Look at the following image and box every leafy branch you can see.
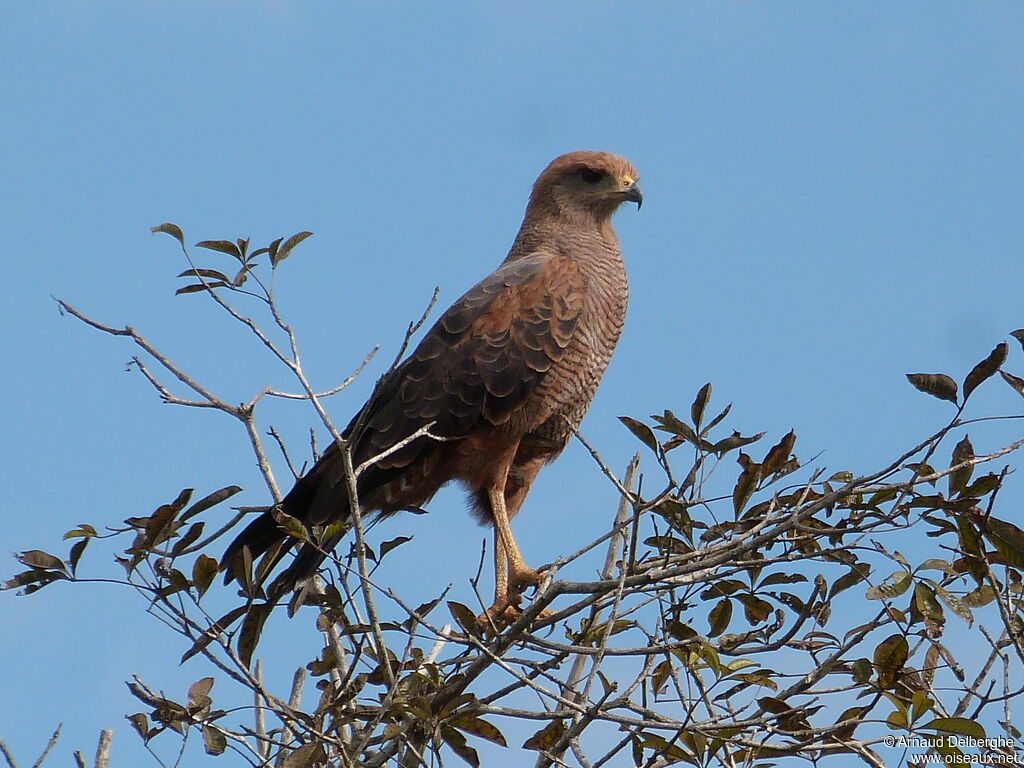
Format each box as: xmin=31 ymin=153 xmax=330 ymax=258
xmin=6 ymin=227 xmax=1024 ymax=768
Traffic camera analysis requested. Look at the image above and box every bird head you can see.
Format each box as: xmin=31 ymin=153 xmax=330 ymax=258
xmin=529 ymin=151 xmax=642 ymax=225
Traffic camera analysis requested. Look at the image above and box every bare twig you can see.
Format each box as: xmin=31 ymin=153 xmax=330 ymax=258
xmin=29 ymin=726 xmax=60 ymax=768
xmin=94 ymin=731 xmax=113 ymax=768
xmin=0 ymin=739 xmax=19 ymax=768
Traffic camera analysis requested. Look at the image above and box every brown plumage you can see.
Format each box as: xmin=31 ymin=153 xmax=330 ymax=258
xmin=222 ymin=150 xmax=641 ymax=618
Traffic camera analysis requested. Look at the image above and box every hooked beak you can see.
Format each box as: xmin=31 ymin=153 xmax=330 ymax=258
xmin=622 ymin=181 xmax=643 ymax=209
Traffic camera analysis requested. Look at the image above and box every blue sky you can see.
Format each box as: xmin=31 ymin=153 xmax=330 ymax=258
xmin=3 ymin=3 xmax=1024 ymax=765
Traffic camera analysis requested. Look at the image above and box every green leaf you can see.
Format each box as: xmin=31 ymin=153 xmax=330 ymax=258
xmin=963 ymin=584 xmax=996 ymax=607
xmin=913 ymin=583 xmax=945 ymax=634
xmin=155 ymin=568 xmax=190 ymax=599
xmin=948 ymin=435 xmax=974 ymax=497
xmin=126 ymin=713 xmax=150 ymax=743
xmin=700 ymin=579 xmax=746 ymax=599
xmin=237 ymin=603 xmax=272 ymax=668
xmin=181 ymin=485 xmax=242 ymax=522
xmin=639 ymin=733 xmax=691 ymax=762
xmin=851 ymin=658 xmax=872 ymax=684
xmin=273 ymin=231 xmax=313 ymax=266
xmin=202 ymin=725 xmax=227 ymax=756
xmin=448 ymin=601 xmax=479 ymax=636
xmin=923 ymin=643 xmax=941 ymax=687
xmin=829 ymin=564 xmax=871 ymax=600
xmin=758 ymin=572 xmax=808 ymax=588
xmin=177 ymin=267 xmax=231 ymax=282
xmin=282 ymin=743 xmax=325 ymax=768
xmin=761 ymin=430 xmax=796 ymax=477
xmin=631 ymin=736 xmax=643 ymax=765
xmin=866 ymin=571 xmax=912 ymax=601
xmin=874 ymin=634 xmax=909 ymax=689
xmin=176 ymin=282 xmax=228 ymax=295
xmin=188 ymin=677 xmax=214 ymax=710
xmin=918 ymin=558 xmax=955 ymax=575
xmin=440 ymin=725 xmax=480 ymax=768
xmin=963 ymin=342 xmax=1008 ymax=400
xmin=271 ymin=508 xmax=310 ymax=543
xmin=962 ymin=473 xmax=1000 ymax=498
xmin=522 ymin=719 xmax=565 ymax=751
xmin=68 ymin=537 xmax=90 ymax=576
xmin=924 ymin=717 xmax=986 ymax=739
xmin=63 ymin=523 xmax=98 ymax=540
xmin=657 ymin=410 xmax=700 ymax=451
xmin=887 ymin=707 xmax=908 ymax=729
xmin=983 ymin=517 xmax=1024 ymax=569
xmin=666 ymin=621 xmax=699 ymax=643
xmin=143 ymin=501 xmax=182 ymax=549
xmin=732 ymin=465 xmax=761 ymax=516
xmin=645 ymin=534 xmax=690 ymax=554
xmin=956 ymin=515 xmax=986 ymax=581
xmin=869 ymin=487 xmax=898 ymax=506
xmin=379 ymin=535 xmax=412 ymax=559
xmin=192 ymin=554 xmax=219 ymax=599
xmin=757 ymin=696 xmax=793 ymax=716
xmin=1000 ymin=370 xmax=1024 ymax=398
xmin=16 ymin=550 xmax=68 ymax=573
xmin=831 ymin=706 xmax=868 ymax=741
xmin=650 ymin=659 xmax=672 ymax=694
xmin=180 ymin=606 xmax=248 ymax=664
xmin=933 ymin=583 xmax=972 ymax=624
xmin=619 ymin=416 xmax=660 ymax=453
xmin=737 ymin=594 xmax=772 ymax=625
xmin=2 ymin=569 xmax=65 ymax=593
xmin=691 ymin=382 xmax=712 ymax=429
xmin=171 ymin=522 xmax=205 ymax=555
xmin=708 ymin=598 xmax=732 ymax=637
xmin=690 ymin=641 xmax=724 ymax=675
xmin=712 ymin=430 xmax=765 ymax=456
xmin=701 ymin=402 xmax=732 ymax=437
xmin=195 ymin=239 xmax=243 ymax=260
xmin=582 ymin=619 xmax=633 ymax=645
xmin=906 ymin=373 xmax=958 ymax=404
xmin=151 ymin=222 xmax=184 ymax=245
xmin=448 ymin=715 xmax=508 ymax=747
xmin=727 ymin=671 xmax=777 ymax=692
xmin=264 ymin=237 xmax=284 ymax=263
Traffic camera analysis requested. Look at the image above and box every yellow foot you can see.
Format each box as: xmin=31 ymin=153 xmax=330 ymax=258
xmin=476 ymin=597 xmax=523 ymax=632
xmin=475 ymin=595 xmax=556 ymax=633
xmin=509 ymin=563 xmax=548 ymax=592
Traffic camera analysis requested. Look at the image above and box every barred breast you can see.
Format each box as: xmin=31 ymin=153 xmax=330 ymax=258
xmin=528 ymin=229 xmax=628 ymax=453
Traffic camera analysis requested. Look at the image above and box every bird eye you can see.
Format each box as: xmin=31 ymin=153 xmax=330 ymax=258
xmin=580 ymin=168 xmax=603 ymax=184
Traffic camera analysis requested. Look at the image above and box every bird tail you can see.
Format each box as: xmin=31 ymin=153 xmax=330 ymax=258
xmin=220 ymin=426 xmax=410 ymax=603
xmin=266 ymin=528 xmax=350 ymax=600
xmin=219 ymin=466 xmax=356 ymax=600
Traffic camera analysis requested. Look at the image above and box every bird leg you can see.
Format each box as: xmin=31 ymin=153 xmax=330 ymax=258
xmin=493 ymin=532 xmax=509 ymax=607
xmin=489 ymin=486 xmax=543 ymax=592
xmin=478 ymin=533 xmax=518 ymax=627
xmin=477 ymin=485 xmax=544 ymax=625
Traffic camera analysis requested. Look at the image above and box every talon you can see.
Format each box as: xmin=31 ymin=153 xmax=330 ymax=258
xmin=476 ymin=598 xmax=523 ymax=631
xmin=532 ymin=607 xmax=557 ymax=625
xmin=509 ymin=565 xmax=544 ymax=591
xmin=475 ymin=591 xmax=557 ymax=633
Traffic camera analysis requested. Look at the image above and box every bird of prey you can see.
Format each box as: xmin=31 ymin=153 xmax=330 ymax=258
xmin=222 ymin=150 xmax=641 ymax=620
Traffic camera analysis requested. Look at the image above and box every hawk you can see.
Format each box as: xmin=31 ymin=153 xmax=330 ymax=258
xmin=222 ymin=150 xmax=641 ymax=620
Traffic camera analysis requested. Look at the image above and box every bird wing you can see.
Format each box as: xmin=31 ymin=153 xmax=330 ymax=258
xmin=300 ymin=250 xmax=586 ymax=524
